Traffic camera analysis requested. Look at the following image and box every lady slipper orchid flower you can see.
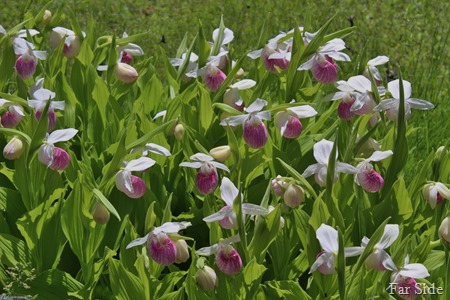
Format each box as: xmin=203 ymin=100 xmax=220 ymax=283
xmin=198 ymin=61 xmax=226 ymax=92
xmin=275 ymin=104 xmax=317 ymax=139
xmin=0 ymin=99 xmax=25 ymax=128
xmin=126 ymin=221 xmax=192 ymax=266
xmin=248 ymin=32 xmax=291 ymax=73
xmin=13 ymin=37 xmax=46 ymax=80
xmin=180 ymin=153 xmax=230 ymax=195
xmin=324 ymin=80 xmax=358 ymax=121
xmin=196 ymin=235 xmax=242 ymax=275
xmin=131 ymin=142 xmax=171 ymax=158
xmin=358 ymin=224 xmax=399 ymax=271
xmin=373 ymin=79 xmax=434 ymax=121
xmin=302 ymin=139 xmax=358 ymax=187
xmin=355 ymin=150 xmax=393 ymax=193
xmin=422 ymin=182 xmax=450 ymax=208
xmin=298 ymin=39 xmax=350 ymax=83
xmin=346 ymin=75 xmax=385 ymax=115
xmin=118 ymin=32 xmax=144 ymax=64
xmin=220 ymin=98 xmax=271 ymax=149
xmin=390 ymin=256 xmax=430 ymax=300
xmin=115 ymin=157 xmax=155 ymax=198
xmin=203 ymin=177 xmax=268 ymax=229
xmin=50 ymin=27 xmax=85 ymax=58
xmin=223 ymin=79 xmax=256 ymax=111
xmin=38 ymin=128 xmax=78 ymax=170
xmin=170 ymin=52 xmax=199 ymax=80
xmin=363 ymin=56 xmax=389 ymax=85
xmin=210 ymin=27 xmax=234 ymax=69
xmin=310 ymin=224 xmax=362 ymax=274
xmin=28 ymin=85 xmax=65 ymax=132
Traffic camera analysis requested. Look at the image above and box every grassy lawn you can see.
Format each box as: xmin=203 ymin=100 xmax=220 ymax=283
xmin=2 ymin=0 xmax=449 ymax=180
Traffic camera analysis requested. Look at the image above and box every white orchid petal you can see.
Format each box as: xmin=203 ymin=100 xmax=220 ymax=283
xmin=247 ymin=49 xmax=262 ymax=59
xmin=190 ymin=153 xmax=214 ymax=162
xmin=313 ymin=139 xmax=335 ymax=165
xmin=33 ymin=51 xmax=47 ymax=60
xmin=47 ymin=128 xmax=78 ymax=144
xmin=245 ymin=98 xmax=268 ymax=113
xmin=316 ymin=224 xmax=338 ymax=253
xmin=220 ymin=177 xmax=239 ymax=206
xmin=220 ymin=115 xmax=248 ymax=127
xmin=348 ymin=75 xmax=372 ymax=93
xmin=387 ymin=80 xmax=401 ymax=99
xmin=125 ymin=157 xmax=156 ymax=172
xmin=368 ymin=56 xmax=389 ymax=66
xmin=309 ymin=252 xmax=333 ymax=273
xmin=399 ymin=263 xmax=430 ymax=279
xmin=126 ymin=233 xmax=150 ymax=249
xmin=203 ymin=207 xmax=232 ymax=222
xmin=50 ymin=101 xmax=65 ymax=111
xmin=366 ymin=150 xmax=393 ymax=162
xmin=242 ymin=204 xmax=268 ymax=216
xmin=407 ymin=98 xmax=434 ymax=110
xmin=153 ymin=221 xmax=192 ymax=234
xmin=144 ymin=143 xmax=171 ymax=156
xmin=221 ymin=234 xmax=240 ymax=245
xmin=211 ymin=161 xmax=230 ymax=173
xmin=97 ymin=65 xmax=108 ymax=71
xmin=326 ymin=51 xmax=351 ymax=62
xmin=298 ymin=56 xmax=315 ymax=71
xmin=302 ymin=163 xmax=323 ymax=178
xmin=380 ymin=250 xmax=397 ymax=271
xmin=373 ymin=98 xmax=398 ymax=112
xmin=344 ymin=246 xmax=364 ymax=257
xmin=335 ymin=162 xmax=359 ymax=174
xmin=196 ymin=245 xmax=218 ymax=256
xmin=288 ymin=105 xmax=318 ymax=118
xmin=377 ymin=224 xmax=399 ymax=249
xmin=33 ymin=88 xmax=55 ymax=101
xmin=179 ymin=161 xmax=203 ymax=169
xmin=230 ymin=79 xmax=256 ymax=90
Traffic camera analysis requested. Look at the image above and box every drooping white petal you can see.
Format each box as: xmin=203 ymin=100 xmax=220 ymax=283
xmin=230 ymin=79 xmax=256 ymax=90
xmin=335 ymin=162 xmax=359 ymax=174
xmin=256 ymin=110 xmax=271 ymax=121
xmin=220 ymin=177 xmax=239 ymax=206
xmin=179 ymin=161 xmax=203 ymax=169
xmin=324 ymin=91 xmax=348 ymax=101
xmin=212 ymin=27 xmax=234 ymax=45
xmin=211 ymin=161 xmax=230 ymax=173
xmin=125 ymin=157 xmax=156 ymax=172
xmin=143 ymin=143 xmax=171 ymax=156
xmin=33 ymin=88 xmax=56 ymax=101
xmin=407 ymin=98 xmax=434 ymax=110
xmin=326 ymin=51 xmax=351 ymax=62
xmin=316 ymin=224 xmax=338 ymax=253
xmin=11 ymin=105 xmax=25 ymax=116
xmin=301 ymin=163 xmax=323 ymax=178
xmin=344 ymin=247 xmax=364 ymax=257
xmin=434 ymin=182 xmax=450 ymax=200
xmin=242 ymin=203 xmax=268 ymax=216
xmin=153 ymin=221 xmax=192 ymax=234
xmin=348 ymin=75 xmax=372 ymax=93
xmin=309 ymin=251 xmax=334 ymax=274
xmin=380 ymin=250 xmax=397 ymax=271
xmin=221 ymin=234 xmax=241 ymax=245
xmin=191 ymin=153 xmax=214 ymax=162
xmin=366 ymin=150 xmax=393 ymax=163
xmin=313 ymin=139 xmax=336 ymax=165
xmin=247 ymin=49 xmax=262 ymax=59
xmin=245 ymin=98 xmax=268 ymax=113
xmin=33 ymin=50 xmax=47 ymax=60
xmin=203 ymin=206 xmax=233 ymax=222
xmin=47 ymin=128 xmax=78 ymax=144
xmin=120 ymin=170 xmax=133 ymax=193
xmin=398 ymin=263 xmax=430 ymax=279
xmin=153 ymin=110 xmax=167 ymax=120
xmin=196 ymin=244 xmax=219 ymax=256
xmin=50 ymin=101 xmax=65 ymax=111
xmin=373 ymin=98 xmax=398 ymax=112
xmin=367 ymin=56 xmax=389 ymax=66
xmin=376 ymin=224 xmax=399 ymax=249
xmin=298 ymin=56 xmax=315 ymax=71
xmin=268 ymin=51 xmax=289 ymax=60
xmin=220 ymin=115 xmax=248 ymax=127
xmin=288 ymin=105 xmax=318 ymax=118
xmin=119 ymin=43 xmax=144 ymax=56
xmin=126 ymin=233 xmax=150 ymax=249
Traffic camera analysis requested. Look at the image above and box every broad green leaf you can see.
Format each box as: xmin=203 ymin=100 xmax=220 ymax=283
xmin=109 ymin=258 xmax=145 ymax=299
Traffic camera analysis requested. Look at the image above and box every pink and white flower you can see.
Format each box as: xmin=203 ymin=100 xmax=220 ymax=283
xmin=50 ymin=27 xmax=85 ymax=58
xmin=310 ymin=224 xmax=362 ymax=274
xmin=359 ymin=224 xmax=399 ymax=271
xmin=346 ymin=75 xmax=385 ymax=116
xmin=223 ymin=79 xmax=256 ymax=111
xmin=203 ymin=177 xmax=268 ymax=229
xmin=302 ymin=139 xmax=358 ymax=187
xmin=355 ymin=150 xmax=393 ymax=193
xmin=38 ymin=128 xmax=78 ymax=170
xmin=390 ymin=256 xmax=430 ymax=300
xmin=196 ymin=235 xmax=242 ymax=275
xmin=422 ymin=182 xmax=450 ymax=209
xmin=126 ymin=221 xmax=192 ymax=266
xmin=170 ymin=52 xmax=199 ymax=80
xmin=363 ymin=56 xmax=389 ymax=85
xmin=220 ymin=98 xmax=271 ymax=149
xmin=118 ymin=32 xmax=144 ymax=64
xmin=28 ymin=79 xmax=65 ymax=132
xmin=298 ymin=39 xmax=350 ymax=83
xmin=275 ymin=104 xmax=317 ymax=139
xmin=373 ymin=79 xmax=434 ymax=121
xmin=180 ymin=153 xmax=230 ymax=195
xmin=248 ymin=32 xmax=291 ymax=73
xmin=198 ymin=62 xmax=226 ymax=92
xmin=13 ymin=37 xmax=46 ymax=80
xmin=0 ymin=99 xmax=25 ymax=128
xmin=325 ymin=80 xmax=358 ymax=121
xmin=115 ymin=157 xmax=156 ymax=198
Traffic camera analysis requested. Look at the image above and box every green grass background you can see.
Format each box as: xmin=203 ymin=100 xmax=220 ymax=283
xmin=1 ymin=0 xmax=449 ymax=181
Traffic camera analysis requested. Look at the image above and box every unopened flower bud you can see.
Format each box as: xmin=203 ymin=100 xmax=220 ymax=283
xmin=439 ymin=216 xmax=450 ymax=244
xmin=235 ymin=68 xmax=245 ymax=79
xmin=283 ymin=184 xmax=305 ymax=208
xmin=209 ymin=146 xmax=231 ymax=162
xmin=271 ymin=176 xmax=288 ymax=197
xmin=3 ymin=137 xmax=24 ymax=160
xmin=115 ymin=62 xmax=138 ymax=83
xmin=196 ymin=265 xmax=218 ymax=291
xmin=148 ymin=232 xmax=177 ymax=266
xmin=435 ymin=146 xmax=447 ymax=161
xmin=174 ymin=124 xmax=185 ymax=140
xmin=92 ymin=203 xmax=110 ymax=225
xmin=174 ymin=239 xmax=190 ymax=263
xmin=41 ymin=10 xmax=52 ymax=26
